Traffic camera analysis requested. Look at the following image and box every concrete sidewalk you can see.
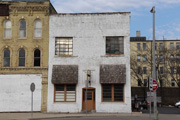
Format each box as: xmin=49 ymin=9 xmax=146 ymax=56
xmin=0 ymin=112 xmax=180 ymax=120
xmin=0 ymin=112 xmax=142 ymax=120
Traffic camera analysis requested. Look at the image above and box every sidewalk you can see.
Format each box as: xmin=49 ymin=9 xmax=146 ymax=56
xmin=0 ymin=112 xmax=141 ymax=120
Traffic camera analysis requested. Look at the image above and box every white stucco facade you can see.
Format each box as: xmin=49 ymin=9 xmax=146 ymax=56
xmin=48 ymin=13 xmax=131 ymax=113
xmin=0 ymin=74 xmax=42 ymax=112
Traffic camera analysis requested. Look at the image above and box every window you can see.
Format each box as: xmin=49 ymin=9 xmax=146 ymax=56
xmin=137 ymin=67 xmax=141 ymax=74
xmin=144 ymin=79 xmax=147 ymax=87
xmin=138 ymin=79 xmax=142 ymax=86
xmin=159 ymin=43 xmax=164 ymax=51
xmin=4 ymin=20 xmax=11 ymax=38
xmin=143 ymin=67 xmax=147 ymax=74
xmin=143 ymin=43 xmax=146 ymax=50
xmin=176 ymin=54 xmax=180 ymax=62
xmin=137 ymin=43 xmax=141 ymax=51
xmin=102 ymin=84 xmax=124 ymax=102
xmin=143 ymin=55 xmax=147 ymax=62
xmin=160 ymin=67 xmax=164 ymax=74
xmin=137 ymin=55 xmax=141 ymax=62
xmin=171 ymin=79 xmax=175 ymax=87
xmin=160 ymin=54 xmax=163 ymax=62
xmin=160 ymin=79 xmax=164 ymax=87
xmin=155 ymin=43 xmax=157 ymax=50
xmin=55 ymin=38 xmax=73 ymax=56
xmin=19 ymin=20 xmax=26 ymax=38
xmin=34 ymin=20 xmax=42 ymax=38
xmin=178 ymin=79 xmax=180 ymax=87
xmin=177 ymin=67 xmax=180 ymax=74
xmin=170 ymin=43 xmax=174 ymax=50
xmin=170 ymin=54 xmax=174 ymax=61
xmin=34 ymin=49 xmax=40 ymax=66
xmin=106 ymin=37 xmax=124 ymax=55
xmin=3 ymin=49 xmax=10 ymax=67
xmin=176 ymin=43 xmax=180 ymax=49
xmin=170 ymin=67 xmax=174 ymax=74
xmin=19 ymin=49 xmax=25 ymax=66
xmin=55 ymin=84 xmax=76 ymax=102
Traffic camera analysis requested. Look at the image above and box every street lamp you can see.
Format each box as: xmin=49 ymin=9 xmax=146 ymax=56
xmin=150 ymin=6 xmax=158 ymax=120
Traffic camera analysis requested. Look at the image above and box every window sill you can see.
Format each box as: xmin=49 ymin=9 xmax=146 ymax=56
xmin=54 ymin=55 xmax=78 ymax=58
xmin=18 ymin=38 xmax=27 ymax=40
xmin=101 ymin=55 xmax=124 ymax=57
xmin=33 ymin=37 xmax=43 ymax=40
xmin=101 ymin=101 xmax=124 ymax=103
xmin=3 ymin=38 xmax=12 ymax=40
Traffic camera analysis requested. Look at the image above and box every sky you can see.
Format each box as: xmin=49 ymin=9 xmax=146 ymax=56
xmin=51 ymin=0 xmax=180 ymax=40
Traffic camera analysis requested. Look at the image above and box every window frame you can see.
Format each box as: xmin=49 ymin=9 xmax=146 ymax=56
xmin=170 ymin=43 xmax=174 ymax=50
xmin=101 ymin=84 xmax=124 ymax=102
xmin=4 ymin=19 xmax=11 ymax=38
xmin=19 ymin=19 xmax=26 ymax=38
xmin=18 ymin=48 xmax=25 ymax=67
xmin=171 ymin=79 xmax=175 ymax=87
xmin=34 ymin=49 xmax=41 ymax=67
xmin=137 ymin=43 xmax=141 ymax=51
xmin=143 ymin=67 xmax=147 ymax=74
xmin=54 ymin=84 xmax=76 ymax=102
xmin=137 ymin=55 xmax=141 ymax=62
xmin=34 ymin=19 xmax=42 ymax=38
xmin=55 ymin=37 xmax=73 ymax=56
xmin=106 ymin=36 xmax=124 ymax=56
xmin=3 ymin=49 xmax=10 ymax=67
xmin=143 ymin=43 xmax=146 ymax=50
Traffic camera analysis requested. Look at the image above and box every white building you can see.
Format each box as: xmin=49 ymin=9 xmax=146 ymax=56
xmin=48 ymin=12 xmax=131 ymax=113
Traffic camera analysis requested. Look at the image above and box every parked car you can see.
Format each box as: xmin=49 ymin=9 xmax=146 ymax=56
xmin=132 ymin=99 xmax=148 ymax=111
xmin=175 ymin=100 xmax=180 ymax=108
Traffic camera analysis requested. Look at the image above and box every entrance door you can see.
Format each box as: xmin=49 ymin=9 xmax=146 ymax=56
xmin=82 ymin=88 xmax=95 ymax=111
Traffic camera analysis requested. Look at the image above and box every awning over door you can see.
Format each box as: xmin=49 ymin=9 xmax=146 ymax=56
xmin=52 ymin=65 xmax=78 ymax=84
xmin=100 ymin=64 xmax=126 ymax=84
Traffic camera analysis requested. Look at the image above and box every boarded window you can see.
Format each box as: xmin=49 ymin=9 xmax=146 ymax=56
xmin=55 ymin=84 xmax=76 ymax=102
xmin=106 ymin=37 xmax=124 ymax=55
xmin=55 ymin=38 xmax=73 ymax=56
xmin=4 ymin=20 xmax=11 ymax=38
xmin=3 ymin=49 xmax=10 ymax=67
xmin=19 ymin=49 xmax=25 ymax=66
xmin=102 ymin=84 xmax=124 ymax=102
xmin=34 ymin=20 xmax=42 ymax=38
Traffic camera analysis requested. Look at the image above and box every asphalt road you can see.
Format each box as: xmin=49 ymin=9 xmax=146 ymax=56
xmin=142 ymin=106 xmax=180 ymax=114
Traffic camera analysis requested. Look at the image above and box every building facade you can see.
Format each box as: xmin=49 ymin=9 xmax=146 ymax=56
xmin=0 ymin=0 xmax=56 ymax=112
xmin=48 ymin=13 xmax=131 ymax=113
xmin=131 ymin=31 xmax=180 ymax=88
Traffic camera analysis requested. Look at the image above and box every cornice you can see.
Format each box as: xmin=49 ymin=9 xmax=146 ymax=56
xmin=9 ymin=5 xmax=49 ymax=16
xmin=0 ymin=67 xmax=48 ymax=71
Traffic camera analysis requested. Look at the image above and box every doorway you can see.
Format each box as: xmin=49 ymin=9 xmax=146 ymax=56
xmin=82 ymin=88 xmax=95 ymax=111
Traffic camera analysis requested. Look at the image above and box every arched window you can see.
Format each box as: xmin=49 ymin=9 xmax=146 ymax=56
xmin=34 ymin=20 xmax=42 ymax=38
xmin=19 ymin=49 xmax=25 ymax=66
xmin=34 ymin=49 xmax=40 ymax=66
xmin=4 ymin=20 xmax=11 ymax=38
xmin=3 ymin=49 xmax=10 ymax=67
xmin=19 ymin=20 xmax=26 ymax=38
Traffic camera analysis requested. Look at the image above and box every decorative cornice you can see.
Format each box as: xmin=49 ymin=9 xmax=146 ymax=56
xmin=0 ymin=67 xmax=48 ymax=71
xmin=9 ymin=5 xmax=49 ymax=16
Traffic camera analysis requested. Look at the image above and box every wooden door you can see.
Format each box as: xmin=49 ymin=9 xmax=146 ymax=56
xmin=82 ymin=88 xmax=95 ymax=111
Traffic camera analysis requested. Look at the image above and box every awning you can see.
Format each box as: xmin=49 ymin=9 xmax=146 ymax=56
xmin=100 ymin=64 xmax=126 ymax=84
xmin=52 ymin=65 xmax=78 ymax=84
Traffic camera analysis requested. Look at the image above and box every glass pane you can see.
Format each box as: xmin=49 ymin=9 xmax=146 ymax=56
xmin=19 ymin=49 xmax=25 ymax=57
xmin=4 ymin=58 xmax=10 ymax=67
xmin=102 ymin=84 xmax=112 ymax=101
xmin=114 ymin=84 xmax=123 ymax=101
xmin=20 ymin=20 xmax=26 ymax=29
xmin=19 ymin=30 xmax=26 ymax=38
xmin=55 ymin=85 xmax=64 ymax=101
xmin=34 ymin=49 xmax=40 ymax=57
xmin=4 ymin=29 xmax=11 ymax=38
xmin=4 ymin=49 xmax=10 ymax=57
xmin=34 ymin=29 xmax=42 ymax=38
xmin=35 ymin=20 xmax=41 ymax=28
xmin=34 ymin=58 xmax=40 ymax=66
xmin=19 ymin=58 xmax=25 ymax=66
xmin=87 ymin=92 xmax=92 ymax=100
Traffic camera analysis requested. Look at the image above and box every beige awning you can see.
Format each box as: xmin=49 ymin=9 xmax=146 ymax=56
xmin=52 ymin=65 xmax=78 ymax=84
xmin=100 ymin=64 xmax=126 ymax=83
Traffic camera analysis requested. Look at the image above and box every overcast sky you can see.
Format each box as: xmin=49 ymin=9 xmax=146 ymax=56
xmin=51 ymin=0 xmax=180 ymax=40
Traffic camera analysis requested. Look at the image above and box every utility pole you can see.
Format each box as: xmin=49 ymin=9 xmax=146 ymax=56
xmin=150 ymin=6 xmax=158 ymax=120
